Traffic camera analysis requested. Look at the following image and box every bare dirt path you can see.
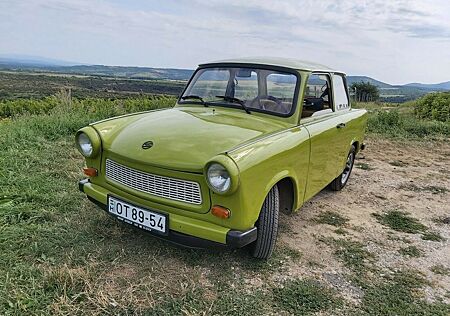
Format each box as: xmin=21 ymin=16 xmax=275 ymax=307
xmin=277 ymin=136 xmax=450 ymax=303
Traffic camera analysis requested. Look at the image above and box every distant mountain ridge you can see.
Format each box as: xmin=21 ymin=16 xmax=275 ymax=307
xmin=347 ymin=75 xmax=450 ymax=91
xmin=0 ymin=55 xmax=82 ymax=67
xmin=56 ymin=64 xmax=194 ymax=80
xmin=1 ymin=56 xmax=449 ymax=89
xmin=404 ymin=82 xmax=450 ymax=90
xmin=0 ymin=58 xmax=193 ymax=81
xmin=346 ymin=76 xmax=393 ymax=88
xmin=0 ymin=56 xmax=449 ymax=102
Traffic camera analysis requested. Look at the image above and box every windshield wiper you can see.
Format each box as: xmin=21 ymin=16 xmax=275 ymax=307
xmin=181 ymin=95 xmax=208 ymax=107
xmin=215 ymin=95 xmax=251 ymax=114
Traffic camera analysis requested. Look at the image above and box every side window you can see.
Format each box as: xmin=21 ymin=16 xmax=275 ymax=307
xmin=302 ymin=74 xmax=332 ymax=118
xmin=332 ymin=74 xmax=350 ymax=110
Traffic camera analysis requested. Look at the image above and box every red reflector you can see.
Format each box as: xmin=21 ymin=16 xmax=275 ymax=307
xmin=211 ymin=205 xmax=230 ymax=219
xmin=83 ymin=168 xmax=98 ymax=177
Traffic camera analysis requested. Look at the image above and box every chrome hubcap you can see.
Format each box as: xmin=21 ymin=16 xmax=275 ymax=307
xmin=341 ymin=152 xmax=354 ymax=184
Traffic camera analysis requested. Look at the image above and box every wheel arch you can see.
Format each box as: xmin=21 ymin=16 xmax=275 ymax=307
xmin=277 ymin=177 xmax=296 ymax=214
xmin=351 ymin=140 xmax=360 ymax=153
xmin=262 ymin=172 xmax=298 ymax=216
xmin=340 ymin=140 xmax=358 ymax=170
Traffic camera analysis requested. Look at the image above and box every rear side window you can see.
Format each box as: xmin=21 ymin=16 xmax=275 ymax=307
xmin=332 ymin=74 xmax=350 ymax=110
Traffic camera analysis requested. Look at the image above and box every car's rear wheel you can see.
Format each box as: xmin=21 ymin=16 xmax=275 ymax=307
xmin=250 ymin=185 xmax=279 ymax=259
xmin=330 ymin=145 xmax=356 ymax=191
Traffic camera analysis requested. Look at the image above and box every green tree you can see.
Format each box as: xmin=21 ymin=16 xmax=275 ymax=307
xmin=350 ymin=81 xmax=380 ymax=102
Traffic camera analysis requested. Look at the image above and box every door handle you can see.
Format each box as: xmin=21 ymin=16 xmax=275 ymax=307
xmin=336 ymin=123 xmax=346 ymax=129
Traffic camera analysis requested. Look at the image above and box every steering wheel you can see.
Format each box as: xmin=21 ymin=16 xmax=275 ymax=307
xmin=249 ymin=95 xmax=283 ymax=110
xmin=320 ymin=84 xmax=329 ymax=99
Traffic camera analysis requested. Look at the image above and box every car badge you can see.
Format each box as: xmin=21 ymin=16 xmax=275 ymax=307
xmin=142 ymin=141 xmax=154 ymax=149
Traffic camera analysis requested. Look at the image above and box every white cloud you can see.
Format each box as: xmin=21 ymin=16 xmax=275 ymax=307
xmin=0 ymin=0 xmax=449 ymax=83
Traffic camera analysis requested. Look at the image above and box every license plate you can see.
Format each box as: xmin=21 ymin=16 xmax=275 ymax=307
xmin=108 ymin=196 xmax=168 ymax=235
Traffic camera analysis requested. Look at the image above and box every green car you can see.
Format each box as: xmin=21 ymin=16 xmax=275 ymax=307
xmin=76 ymin=57 xmax=367 ymax=259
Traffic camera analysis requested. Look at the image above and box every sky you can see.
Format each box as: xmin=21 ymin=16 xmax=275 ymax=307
xmin=0 ymin=0 xmax=449 ymax=84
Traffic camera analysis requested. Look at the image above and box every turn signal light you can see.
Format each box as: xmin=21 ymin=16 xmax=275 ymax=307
xmin=83 ymin=167 xmax=98 ymax=177
xmin=211 ymin=205 xmax=230 ymax=219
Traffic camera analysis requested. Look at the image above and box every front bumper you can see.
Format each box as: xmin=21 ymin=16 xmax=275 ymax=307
xmin=79 ymin=179 xmax=257 ymax=249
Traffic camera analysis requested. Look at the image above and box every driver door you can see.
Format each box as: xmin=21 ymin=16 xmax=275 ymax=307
xmin=301 ymin=73 xmax=343 ymax=201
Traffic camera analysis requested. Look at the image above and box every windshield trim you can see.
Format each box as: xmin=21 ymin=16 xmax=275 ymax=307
xmin=177 ymin=63 xmax=301 ymax=118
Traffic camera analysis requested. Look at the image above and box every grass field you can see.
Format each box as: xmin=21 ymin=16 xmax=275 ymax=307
xmin=1 ymin=92 xmax=449 ymax=315
xmin=0 ymin=71 xmax=185 ymax=100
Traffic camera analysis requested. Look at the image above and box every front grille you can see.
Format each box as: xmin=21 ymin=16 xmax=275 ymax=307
xmin=105 ymin=159 xmax=202 ymax=205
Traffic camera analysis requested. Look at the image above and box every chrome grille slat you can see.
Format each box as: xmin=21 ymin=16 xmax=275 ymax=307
xmin=105 ymin=159 xmax=202 ymax=205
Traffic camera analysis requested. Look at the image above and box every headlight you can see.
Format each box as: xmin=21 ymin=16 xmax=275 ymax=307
xmin=77 ymin=132 xmax=93 ymax=157
xmin=75 ymin=127 xmax=101 ymax=158
xmin=207 ymin=163 xmax=231 ymax=193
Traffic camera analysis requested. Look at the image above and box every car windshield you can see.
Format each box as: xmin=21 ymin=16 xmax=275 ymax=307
xmin=180 ymin=67 xmax=298 ymax=116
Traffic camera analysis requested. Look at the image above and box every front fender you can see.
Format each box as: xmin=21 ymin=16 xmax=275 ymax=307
xmin=212 ymin=126 xmax=310 ymax=230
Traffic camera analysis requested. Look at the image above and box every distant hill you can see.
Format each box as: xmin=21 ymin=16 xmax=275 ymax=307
xmin=346 ymin=75 xmax=449 ymax=102
xmin=346 ymin=76 xmax=450 ymax=90
xmin=346 ymin=76 xmax=392 ymax=88
xmin=0 ymin=56 xmax=194 ymax=80
xmin=60 ymin=65 xmax=194 ymax=80
xmin=404 ymin=81 xmax=450 ymax=90
xmin=0 ymin=54 xmax=80 ymax=67
xmin=0 ymin=56 xmax=449 ymax=102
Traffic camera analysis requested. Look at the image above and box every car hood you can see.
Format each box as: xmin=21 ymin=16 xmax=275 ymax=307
xmin=92 ymin=107 xmax=291 ymax=173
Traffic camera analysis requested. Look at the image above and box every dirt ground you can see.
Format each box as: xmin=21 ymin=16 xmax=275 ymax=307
xmin=277 ymin=136 xmax=450 ymax=303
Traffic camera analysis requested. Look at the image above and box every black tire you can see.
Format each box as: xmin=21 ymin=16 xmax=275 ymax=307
xmin=250 ymin=185 xmax=280 ymax=259
xmin=330 ymin=145 xmax=356 ymax=191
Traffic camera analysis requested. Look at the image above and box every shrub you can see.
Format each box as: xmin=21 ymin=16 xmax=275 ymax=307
xmin=368 ymin=109 xmax=450 ymax=138
xmin=375 ymin=110 xmax=402 ymax=127
xmin=0 ymin=92 xmax=176 ymax=145
xmin=367 ymin=110 xmax=402 ymax=135
xmin=415 ymin=92 xmax=450 ymax=122
xmin=0 ymin=90 xmax=176 ymax=118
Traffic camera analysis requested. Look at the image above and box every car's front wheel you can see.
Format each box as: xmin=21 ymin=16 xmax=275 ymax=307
xmin=330 ymin=145 xmax=356 ymax=191
xmin=250 ymin=185 xmax=280 ymax=259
